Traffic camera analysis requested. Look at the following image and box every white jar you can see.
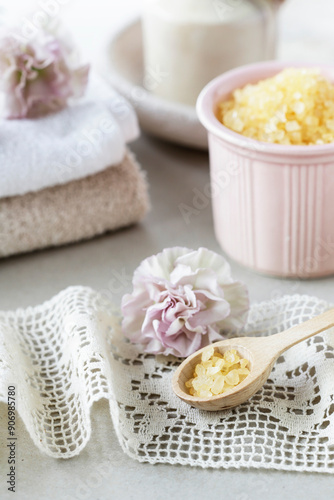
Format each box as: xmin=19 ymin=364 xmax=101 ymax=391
xmin=142 ymin=0 xmax=279 ymax=106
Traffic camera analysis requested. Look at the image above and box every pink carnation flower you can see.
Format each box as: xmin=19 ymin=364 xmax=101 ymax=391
xmin=0 ymin=28 xmax=89 ymax=118
xmin=121 ymin=247 xmax=249 ymax=357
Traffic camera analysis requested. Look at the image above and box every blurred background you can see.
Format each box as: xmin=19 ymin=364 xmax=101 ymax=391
xmin=1 ymin=0 xmax=334 ymax=65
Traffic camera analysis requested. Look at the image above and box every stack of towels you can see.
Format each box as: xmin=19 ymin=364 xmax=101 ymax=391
xmin=0 ymin=75 xmax=150 ymax=258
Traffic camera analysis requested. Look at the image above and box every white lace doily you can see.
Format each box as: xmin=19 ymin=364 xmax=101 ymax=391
xmin=0 ymin=287 xmax=334 ymax=473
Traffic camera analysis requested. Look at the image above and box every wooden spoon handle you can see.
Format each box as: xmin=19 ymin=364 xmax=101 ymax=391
xmin=270 ymin=308 xmax=334 ymax=356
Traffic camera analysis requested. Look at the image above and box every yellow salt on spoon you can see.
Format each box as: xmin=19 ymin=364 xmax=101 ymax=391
xmin=172 ymin=308 xmax=334 ymax=411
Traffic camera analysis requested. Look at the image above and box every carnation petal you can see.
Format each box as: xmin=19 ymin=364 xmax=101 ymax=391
xmin=162 ymin=330 xmax=203 ymax=358
xmin=134 ymin=247 xmax=191 ymax=282
xmin=215 ymin=281 xmax=249 ymax=332
xmin=175 ymin=247 xmax=233 ymax=283
xmin=186 ymin=297 xmax=230 ymax=328
xmin=0 ymin=27 xmax=89 ymax=119
xmin=121 ymin=247 xmax=249 ymax=357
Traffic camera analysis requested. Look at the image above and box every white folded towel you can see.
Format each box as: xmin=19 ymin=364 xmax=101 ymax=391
xmin=0 ymin=73 xmax=140 ymax=198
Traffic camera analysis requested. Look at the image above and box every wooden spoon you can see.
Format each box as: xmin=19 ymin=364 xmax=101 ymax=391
xmin=172 ymin=308 xmax=334 ymax=411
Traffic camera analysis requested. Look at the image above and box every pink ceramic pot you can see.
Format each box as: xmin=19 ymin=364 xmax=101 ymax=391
xmin=197 ymin=61 xmax=334 ymax=278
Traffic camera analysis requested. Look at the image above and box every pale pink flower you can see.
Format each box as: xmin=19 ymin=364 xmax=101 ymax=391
xmin=121 ymin=247 xmax=249 ymax=357
xmin=0 ymin=28 xmax=89 ymax=118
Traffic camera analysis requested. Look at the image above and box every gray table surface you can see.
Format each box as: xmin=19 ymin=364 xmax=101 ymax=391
xmin=1 ymin=0 xmax=334 ymax=498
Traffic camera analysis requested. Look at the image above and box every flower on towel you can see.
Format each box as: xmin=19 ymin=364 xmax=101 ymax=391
xmin=0 ymin=27 xmax=89 ymax=118
xmin=121 ymin=247 xmax=249 ymax=357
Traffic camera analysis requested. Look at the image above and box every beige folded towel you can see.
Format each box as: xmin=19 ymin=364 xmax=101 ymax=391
xmin=0 ymin=150 xmax=149 ymax=257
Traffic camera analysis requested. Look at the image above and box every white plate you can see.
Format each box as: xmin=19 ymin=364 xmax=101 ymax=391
xmin=103 ymin=20 xmax=208 ymax=150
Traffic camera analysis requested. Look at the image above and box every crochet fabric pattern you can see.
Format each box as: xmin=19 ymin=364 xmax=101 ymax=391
xmin=1 ymin=287 xmax=333 ymax=473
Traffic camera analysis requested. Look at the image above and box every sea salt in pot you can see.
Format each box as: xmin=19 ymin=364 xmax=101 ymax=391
xmin=142 ymin=0 xmax=280 ymax=106
xmin=197 ymin=61 xmax=334 ymax=278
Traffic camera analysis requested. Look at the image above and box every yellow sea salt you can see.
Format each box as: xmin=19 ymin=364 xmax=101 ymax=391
xmin=186 ymin=347 xmax=250 ymax=398
xmin=218 ymin=68 xmax=334 ymax=145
